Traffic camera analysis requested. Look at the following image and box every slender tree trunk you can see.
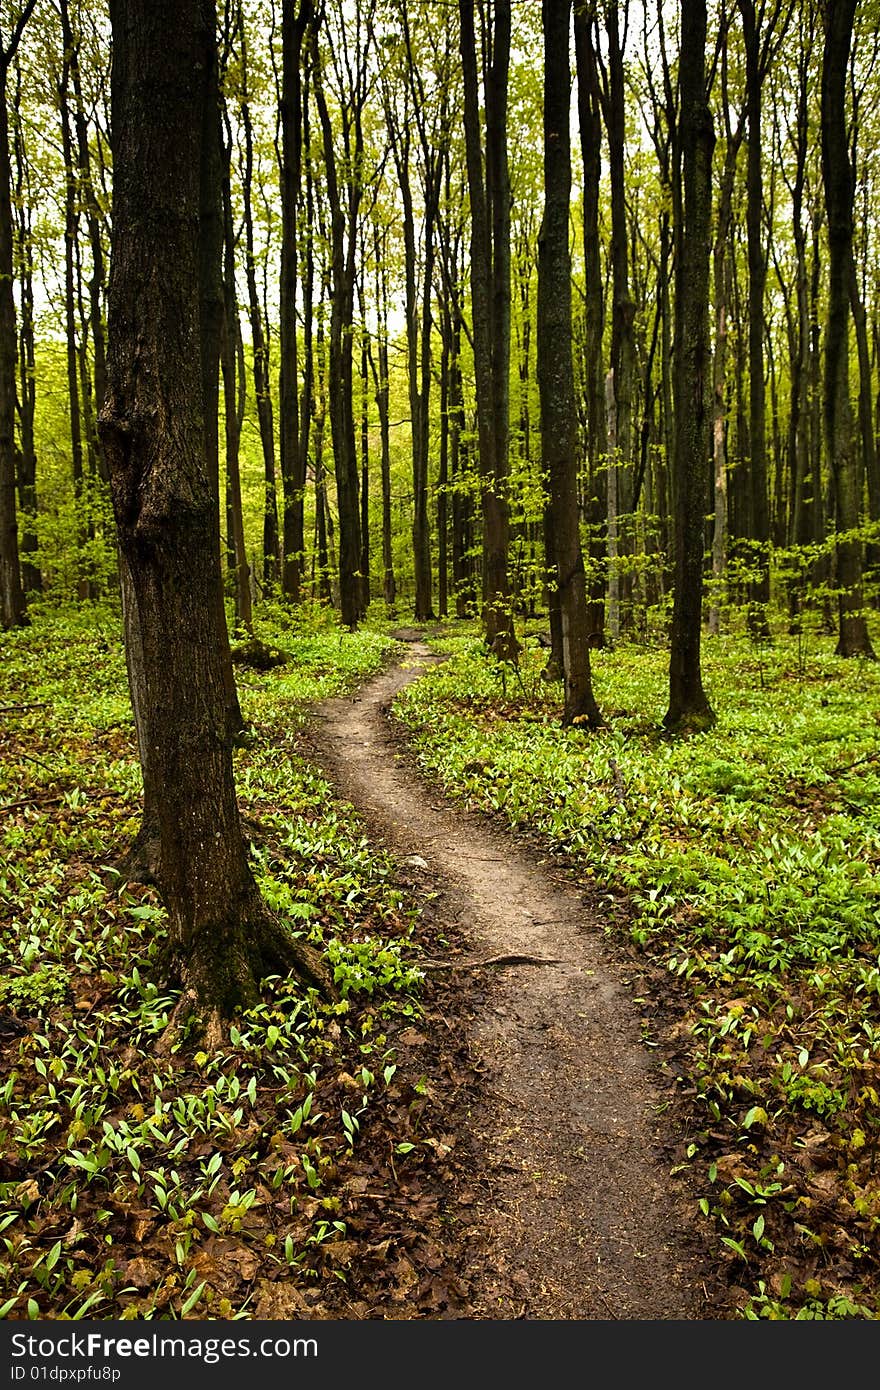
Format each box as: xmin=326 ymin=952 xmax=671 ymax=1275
xmin=741 ymin=0 xmax=770 ymax=629
xmin=220 ymin=107 xmax=252 ymax=633
xmin=664 ymin=0 xmax=716 ymax=731
xmin=371 ymin=228 xmax=395 ymax=609
xmin=708 ymin=93 xmax=742 ymax=636
xmin=574 ymin=0 xmax=607 ymax=646
xmin=539 ymin=0 xmax=602 ymax=727
xmin=0 ymin=53 xmax=27 ymax=629
xmin=359 ymin=318 xmax=371 ymax=607
xmin=605 ymin=0 xmax=635 ymax=629
xmin=458 ymin=0 xmax=518 ymax=658
xmin=11 ymin=62 xmax=39 ymax=595
xmin=239 ymin=54 xmax=279 ymax=585
xmin=821 ymin=0 xmax=874 ymax=657
xmin=58 ymin=43 xmax=89 ymax=599
xmin=278 ymin=0 xmax=312 ymax=601
xmin=312 ymin=30 xmax=363 ymax=627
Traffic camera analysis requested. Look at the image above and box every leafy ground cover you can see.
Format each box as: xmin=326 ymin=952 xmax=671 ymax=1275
xmin=393 ymin=620 xmax=880 ymax=1319
xmin=0 ymin=602 xmax=465 ymax=1320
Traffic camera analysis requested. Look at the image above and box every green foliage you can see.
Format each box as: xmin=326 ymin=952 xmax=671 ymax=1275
xmin=0 ymin=602 xmax=426 ymax=1319
xmin=394 ymin=622 xmax=880 ymax=1320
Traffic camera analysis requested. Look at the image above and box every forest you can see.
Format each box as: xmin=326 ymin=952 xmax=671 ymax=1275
xmin=0 ymin=0 xmax=879 ymax=1328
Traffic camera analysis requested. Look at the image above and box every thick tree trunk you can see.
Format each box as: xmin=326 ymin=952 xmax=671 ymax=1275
xmin=100 ymin=0 xmax=332 ymax=1020
xmin=539 ymin=0 xmax=602 ymax=727
xmin=664 ymin=0 xmax=716 ymax=732
xmin=821 ymin=0 xmax=874 ymax=657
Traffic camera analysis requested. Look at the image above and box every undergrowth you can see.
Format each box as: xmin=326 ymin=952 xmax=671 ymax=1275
xmin=0 ymin=599 xmax=436 ymax=1320
xmin=394 ymin=619 xmax=880 ymax=1321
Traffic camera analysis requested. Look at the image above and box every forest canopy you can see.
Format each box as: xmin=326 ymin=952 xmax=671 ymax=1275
xmin=2 ymin=0 xmax=877 ymax=674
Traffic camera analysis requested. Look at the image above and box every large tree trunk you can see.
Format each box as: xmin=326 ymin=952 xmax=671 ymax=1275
xmin=664 ymin=0 xmax=716 ymax=732
xmin=539 ymin=0 xmax=602 ymax=728
xmin=100 ymin=0 xmax=332 ymax=1022
xmin=821 ymin=0 xmax=874 ymax=658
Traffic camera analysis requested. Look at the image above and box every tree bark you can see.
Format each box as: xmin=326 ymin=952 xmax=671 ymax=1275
xmin=821 ymin=0 xmax=874 ymax=657
xmin=539 ymin=0 xmax=602 ymax=727
xmin=0 ymin=4 xmax=37 ymax=629
xmin=573 ymin=0 xmax=607 ymax=646
xmin=278 ymin=0 xmax=312 ymax=602
xmin=11 ymin=60 xmax=39 ymax=595
xmin=664 ymin=0 xmax=716 ymax=732
xmin=100 ymin=0 xmax=332 ymax=1019
xmin=239 ymin=33 xmax=279 ymax=586
xmin=458 ymin=0 xmax=518 ymax=658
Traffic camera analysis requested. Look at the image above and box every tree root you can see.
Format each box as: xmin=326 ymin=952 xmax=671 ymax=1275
xmin=420 ymin=952 xmax=562 ymax=971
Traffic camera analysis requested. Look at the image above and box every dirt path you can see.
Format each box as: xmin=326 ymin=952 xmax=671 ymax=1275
xmin=309 ymin=638 xmax=726 ymax=1320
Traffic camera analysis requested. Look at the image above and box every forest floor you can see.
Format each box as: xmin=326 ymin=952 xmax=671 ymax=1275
xmin=306 ymin=632 xmax=733 ymax=1319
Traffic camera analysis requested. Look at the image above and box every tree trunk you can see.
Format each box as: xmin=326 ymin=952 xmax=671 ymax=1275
xmin=371 ymin=226 xmax=396 ymax=609
xmin=239 ymin=48 xmax=279 ymax=586
xmin=11 ymin=61 xmax=39 ymax=595
xmin=220 ymin=104 xmax=252 ymax=633
xmin=278 ymin=0 xmax=312 ymax=601
xmin=821 ymin=0 xmax=874 ymax=657
xmin=604 ymin=0 xmax=635 ymax=629
xmin=458 ymin=0 xmax=518 ymax=659
xmin=312 ymin=27 xmax=363 ymax=627
xmin=100 ymin=0 xmax=331 ymax=1022
xmin=574 ymin=0 xmax=606 ymax=646
xmin=0 ymin=8 xmax=36 ymax=629
xmin=539 ymin=0 xmax=602 ymax=727
xmin=58 ymin=37 xmax=89 ymax=600
xmin=664 ymin=0 xmax=716 ymax=732
xmin=739 ymin=0 xmax=771 ymax=634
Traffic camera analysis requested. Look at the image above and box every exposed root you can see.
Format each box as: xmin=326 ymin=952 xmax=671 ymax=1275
xmin=421 ymin=952 xmax=562 ymax=971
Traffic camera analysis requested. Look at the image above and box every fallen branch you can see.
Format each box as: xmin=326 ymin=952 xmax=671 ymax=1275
xmin=420 ymin=952 xmax=562 ymax=971
xmin=0 ymin=795 xmax=64 ymax=815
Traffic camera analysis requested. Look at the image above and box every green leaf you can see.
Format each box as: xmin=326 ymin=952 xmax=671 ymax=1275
xmin=742 ymin=1106 xmax=768 ymax=1129
xmin=180 ymin=1280 xmax=206 ymax=1317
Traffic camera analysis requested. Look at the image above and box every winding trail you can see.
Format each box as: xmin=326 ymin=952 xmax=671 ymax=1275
xmin=309 ymin=637 xmax=722 ymax=1319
